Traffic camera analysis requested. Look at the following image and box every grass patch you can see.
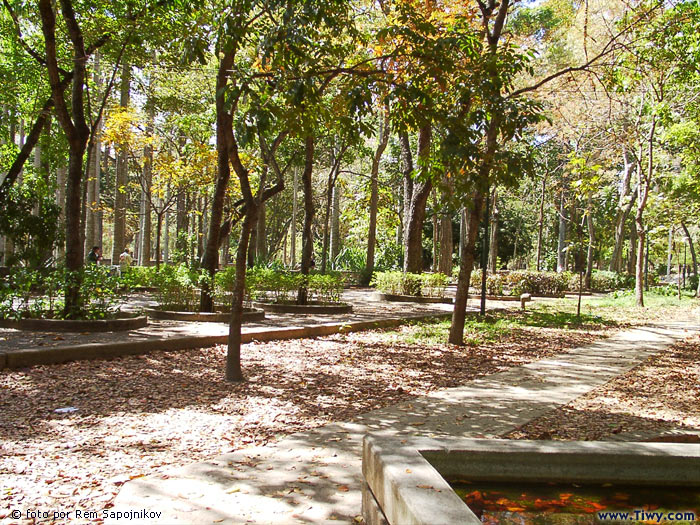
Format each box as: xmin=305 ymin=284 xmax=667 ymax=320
xmin=386 ymin=307 xmax=608 ymax=347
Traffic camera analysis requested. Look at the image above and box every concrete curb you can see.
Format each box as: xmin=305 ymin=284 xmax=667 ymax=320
xmin=0 ymin=312 xmax=452 ymax=370
xmin=0 ymin=315 xmax=148 ymax=332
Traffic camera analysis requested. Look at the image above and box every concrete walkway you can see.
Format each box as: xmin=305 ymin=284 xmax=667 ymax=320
xmin=110 ymin=321 xmax=697 ymax=524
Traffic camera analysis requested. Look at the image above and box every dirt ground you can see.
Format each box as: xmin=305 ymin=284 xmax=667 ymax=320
xmin=1 ymin=322 xmax=600 ymax=521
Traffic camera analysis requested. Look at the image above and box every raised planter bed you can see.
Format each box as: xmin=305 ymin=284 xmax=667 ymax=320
xmin=0 ymin=314 xmax=148 ymax=332
xmin=252 ymin=301 xmax=353 ymax=314
xmin=144 ymin=307 xmax=265 ymax=323
xmin=374 ymin=292 xmax=453 ymax=304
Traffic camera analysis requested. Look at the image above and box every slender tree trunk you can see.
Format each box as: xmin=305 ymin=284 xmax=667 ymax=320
xmin=556 ymin=189 xmax=567 ymax=273
xmin=298 ymin=135 xmax=315 ymax=304
xmin=636 ymin=117 xmax=656 ymax=307
xmin=112 ymin=63 xmax=130 ymax=263
xmin=140 ymin=96 xmax=154 ymax=266
xmin=400 ymin=132 xmax=413 ymax=246
xmin=291 ymin=167 xmax=298 ymax=268
xmin=432 ymin=206 xmax=439 ymax=271
xmin=226 ymin=206 xmax=258 ymax=382
xmin=199 ymin=56 xmax=235 ymax=312
xmin=256 ymin=201 xmax=266 ymax=261
xmin=449 ymin=191 xmax=484 ymax=345
xmin=536 ymin=174 xmax=546 ymax=271
xmin=487 ymin=188 xmax=498 ymax=272
xmin=681 ymin=222 xmax=697 ymax=277
xmin=609 ymin=150 xmax=634 ymax=272
xmin=155 ymin=213 xmax=163 ymax=268
xmin=330 ymin=183 xmax=340 ymax=261
xmin=365 ymin=109 xmax=390 ymax=281
xmin=403 ymin=125 xmax=432 ymax=273
xmin=667 ymin=225 xmax=674 ymax=279
xmin=585 ymin=192 xmax=595 ymax=289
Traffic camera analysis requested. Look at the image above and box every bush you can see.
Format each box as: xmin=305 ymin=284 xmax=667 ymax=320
xmin=119 ymin=265 xmax=157 ymax=288
xmin=152 ymin=264 xmax=202 ymax=311
xmin=245 ymin=268 xmax=344 ymax=304
xmin=371 ymin=271 xmax=449 ymax=298
xmin=421 ymin=273 xmax=450 ymax=298
xmin=0 ymin=265 xmax=125 ymax=320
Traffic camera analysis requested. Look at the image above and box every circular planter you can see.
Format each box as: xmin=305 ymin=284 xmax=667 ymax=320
xmin=145 ymin=307 xmax=265 ymax=323
xmin=0 ymin=314 xmax=148 ymax=332
xmin=374 ymin=292 xmax=453 ymax=304
xmin=252 ymin=301 xmax=353 ymax=314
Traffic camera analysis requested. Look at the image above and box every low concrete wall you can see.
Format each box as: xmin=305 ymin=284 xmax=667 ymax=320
xmin=0 ymin=312 xmax=452 ymax=370
xmin=252 ymin=301 xmax=353 ymax=314
xmin=145 ymin=308 xmax=265 ymax=323
xmin=0 ymin=315 xmax=148 ymax=332
xmin=374 ymin=293 xmax=453 ymax=304
xmin=363 ymin=436 xmax=700 ymax=525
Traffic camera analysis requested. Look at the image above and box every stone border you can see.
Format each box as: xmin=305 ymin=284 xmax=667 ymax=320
xmin=374 ymin=292 xmax=453 ymax=304
xmin=0 ymin=311 xmax=451 ymax=370
xmin=0 ymin=315 xmax=148 ymax=333
xmin=144 ymin=308 xmax=265 ymax=323
xmin=362 ymin=436 xmax=700 ymax=525
xmin=252 ymin=301 xmax=353 ymax=314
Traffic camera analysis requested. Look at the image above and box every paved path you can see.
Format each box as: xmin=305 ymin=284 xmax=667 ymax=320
xmin=0 ymin=289 xmax=459 ymax=354
xmin=110 ymin=322 xmax=697 ymax=524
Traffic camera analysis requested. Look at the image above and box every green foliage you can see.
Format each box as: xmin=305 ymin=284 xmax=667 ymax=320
xmin=470 ymin=270 xmax=568 ymax=297
xmin=118 ymin=266 xmax=158 ymax=288
xmin=0 ymin=176 xmax=62 ymax=269
xmin=245 ymin=268 xmax=345 ymax=304
xmin=0 ymin=266 xmax=125 ymax=320
xmin=152 ymin=264 xmax=203 ymax=311
xmin=371 ymin=271 xmax=449 ymax=298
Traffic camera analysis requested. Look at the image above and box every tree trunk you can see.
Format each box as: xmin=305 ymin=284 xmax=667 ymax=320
xmin=635 ymin=117 xmax=655 ymax=307
xmin=400 ymin=132 xmax=413 ymax=245
xmin=256 ymin=201 xmax=266 ymax=261
xmin=291 ymin=167 xmax=298 ymax=268
xmin=140 ymin=95 xmax=154 ymax=266
xmin=403 ymin=124 xmax=432 ymax=273
xmin=667 ymin=226 xmax=674 ymax=279
xmin=155 ymin=212 xmax=163 ymax=268
xmin=681 ymin=222 xmax=697 ymax=277
xmin=226 ymin=206 xmax=258 ymax=382
xmin=438 ymin=213 xmax=452 ymax=275
xmin=198 ymin=55 xmax=234 ymax=312
xmin=298 ymin=135 xmax=315 ymax=304
xmin=330 ymin=183 xmax=340 ymax=261
xmin=449 ymin=191 xmax=484 ymax=345
xmin=432 ymin=206 xmax=439 ymax=271
xmin=556 ymin=189 xmax=567 ymax=273
xmin=585 ymin=192 xmax=595 ymax=289
xmin=365 ymin=109 xmax=390 ymax=280
xmin=112 ymin=63 xmax=130 ymax=263
xmin=609 ymin=150 xmax=635 ymax=272
xmin=535 ymin=174 xmax=546 ymax=271
xmin=487 ymin=188 xmax=498 ymax=272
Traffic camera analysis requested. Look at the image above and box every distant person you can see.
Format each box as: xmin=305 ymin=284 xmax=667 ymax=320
xmin=87 ymin=246 xmax=102 ymax=264
xmin=119 ymin=248 xmax=133 ymax=270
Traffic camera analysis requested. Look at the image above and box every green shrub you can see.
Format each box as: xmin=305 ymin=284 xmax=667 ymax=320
xmin=371 ymin=271 xmax=449 ymax=297
xmin=0 ymin=265 xmax=125 ymax=320
xmin=119 ymin=265 xmax=157 ymax=288
xmin=152 ymin=264 xmax=201 ymax=311
xmin=421 ymin=273 xmax=450 ymax=298
xmin=245 ymin=268 xmax=344 ymax=304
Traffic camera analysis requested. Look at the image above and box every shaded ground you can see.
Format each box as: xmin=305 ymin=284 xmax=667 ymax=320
xmin=505 ymin=334 xmax=700 ymax=441
xmin=0 ymin=289 xmax=457 ymax=353
xmin=0 ymin=320 xmax=601 ymax=521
